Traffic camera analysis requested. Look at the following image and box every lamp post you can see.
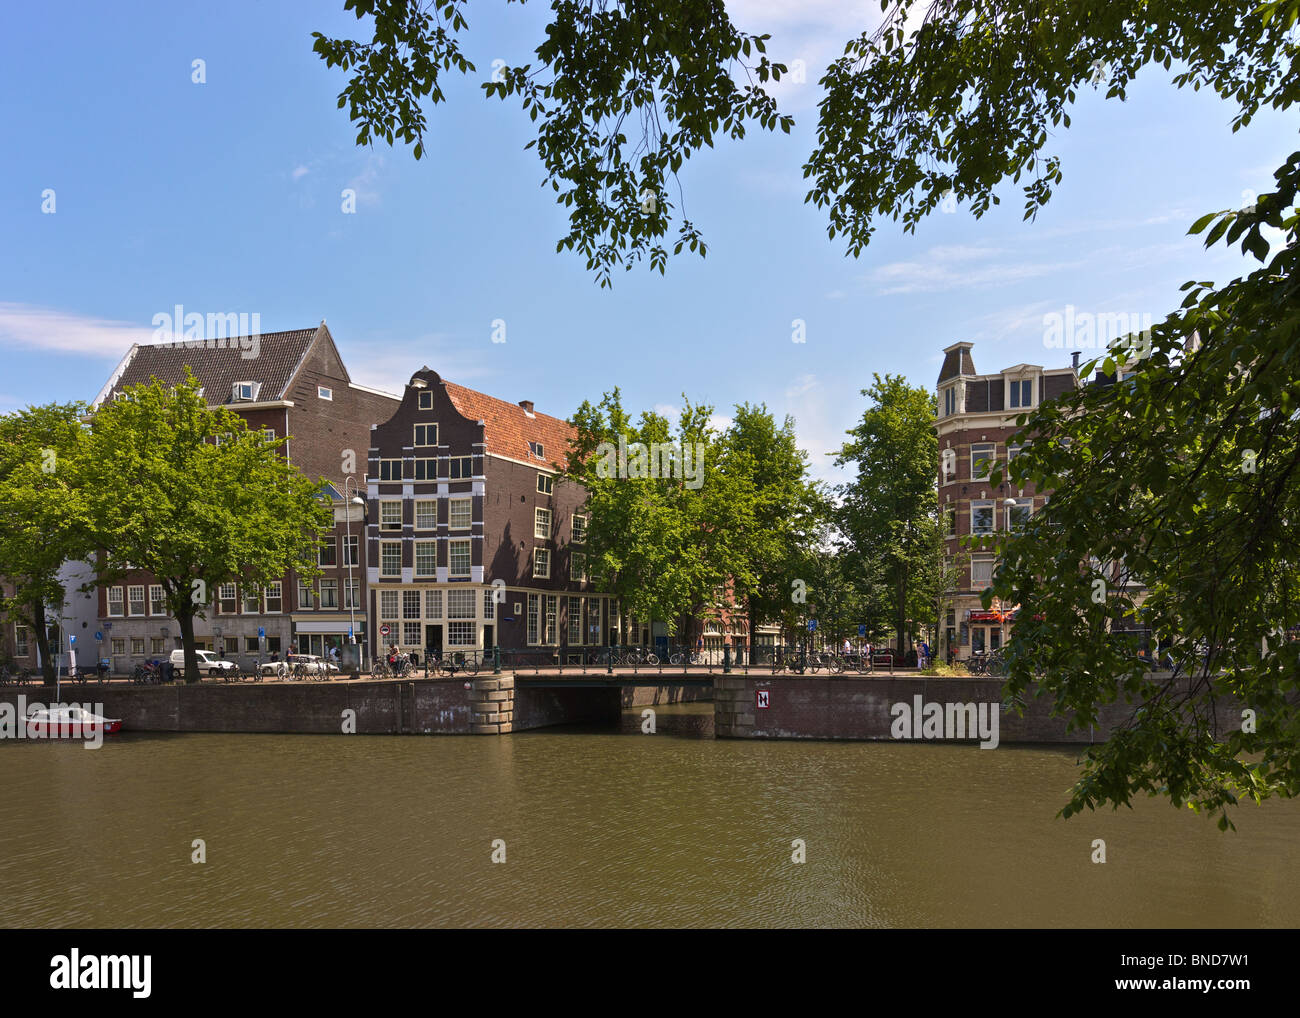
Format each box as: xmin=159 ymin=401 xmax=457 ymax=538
xmin=344 ymin=476 xmax=365 ymax=675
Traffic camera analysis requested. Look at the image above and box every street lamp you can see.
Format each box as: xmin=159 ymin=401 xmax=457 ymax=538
xmin=343 ymin=476 xmax=365 ymax=672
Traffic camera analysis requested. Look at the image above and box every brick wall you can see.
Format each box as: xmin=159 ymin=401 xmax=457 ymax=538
xmin=713 ymin=674 xmax=1249 ymax=744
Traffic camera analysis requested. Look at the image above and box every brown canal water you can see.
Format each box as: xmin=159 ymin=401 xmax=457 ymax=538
xmin=2 ymin=703 xmax=1297 ymax=928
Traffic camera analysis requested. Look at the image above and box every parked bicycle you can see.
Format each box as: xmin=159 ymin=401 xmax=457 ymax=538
xmin=621 ymin=646 xmax=659 ymax=667
xmin=668 ymin=649 xmax=705 ymax=666
xmin=437 ymin=651 xmax=480 ymax=677
xmin=0 ymin=666 xmax=34 ymax=687
xmin=131 ymin=660 xmax=165 ymax=685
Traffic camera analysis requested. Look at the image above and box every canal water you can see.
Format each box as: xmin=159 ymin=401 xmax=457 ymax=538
xmin=3 ymin=703 xmax=1297 ymax=927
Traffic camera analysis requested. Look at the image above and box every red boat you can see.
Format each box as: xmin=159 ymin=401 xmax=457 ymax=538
xmin=25 ymin=706 xmax=122 ymax=739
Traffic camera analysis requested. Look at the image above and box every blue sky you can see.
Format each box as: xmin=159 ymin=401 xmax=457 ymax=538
xmin=0 ymin=1 xmax=1293 ymax=484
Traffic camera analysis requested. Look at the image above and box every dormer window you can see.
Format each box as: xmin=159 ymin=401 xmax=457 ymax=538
xmin=232 ymin=381 xmax=259 ymax=402
xmin=1009 ymin=378 xmax=1033 ymax=409
xmin=419 ymin=391 xmax=434 ymax=410
xmin=942 ymin=386 xmax=956 ymax=417
xmin=529 ymin=441 xmax=545 ymax=460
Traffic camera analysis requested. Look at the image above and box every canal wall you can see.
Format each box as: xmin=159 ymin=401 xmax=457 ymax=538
xmin=712 ymin=674 xmax=1248 ymax=744
xmin=0 ymin=675 xmax=668 ymax=736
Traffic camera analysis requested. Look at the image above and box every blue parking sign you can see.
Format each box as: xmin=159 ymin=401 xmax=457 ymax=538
xmin=858 ymin=624 xmax=866 ymax=637
xmin=808 ymin=619 xmax=817 ymax=632
xmin=257 ymin=627 xmax=265 ymax=638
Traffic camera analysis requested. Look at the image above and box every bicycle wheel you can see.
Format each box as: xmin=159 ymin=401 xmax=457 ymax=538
xmin=669 ymin=652 xmax=683 ymax=665
xmin=646 ymin=653 xmax=659 ymax=666
xmin=987 ymin=655 xmax=1007 ymax=678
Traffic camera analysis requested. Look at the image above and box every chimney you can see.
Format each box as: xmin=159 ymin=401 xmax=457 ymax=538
xmin=1071 ymin=351 xmax=1081 ymax=372
xmin=519 ymin=400 xmax=534 ymax=413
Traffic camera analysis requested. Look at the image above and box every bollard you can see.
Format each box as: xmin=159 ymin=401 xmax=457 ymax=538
xmin=493 ymin=645 xmax=501 ymax=675
xmin=723 ymin=645 xmax=731 ymax=674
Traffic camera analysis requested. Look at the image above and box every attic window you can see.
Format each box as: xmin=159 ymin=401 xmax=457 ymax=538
xmin=419 ymin=391 xmax=434 ymax=410
xmin=529 ymin=441 xmax=545 ymax=460
xmin=233 ymin=381 xmax=257 ymax=402
xmin=318 ymin=386 xmax=333 ymax=401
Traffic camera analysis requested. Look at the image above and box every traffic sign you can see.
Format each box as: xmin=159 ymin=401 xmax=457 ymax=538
xmin=380 ymin=624 xmax=391 ymax=636
xmin=257 ymin=626 xmax=266 ymax=638
xmin=808 ymin=619 xmax=817 ymax=632
xmin=95 ymin=631 xmax=103 ymax=641
xmin=858 ymin=624 xmax=866 ymax=637
xmin=68 ymin=635 xmax=76 ymax=644
xmin=756 ymin=690 xmax=770 ymax=709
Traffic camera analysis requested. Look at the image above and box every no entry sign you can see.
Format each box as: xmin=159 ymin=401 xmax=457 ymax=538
xmin=756 ymin=689 xmax=770 ymax=709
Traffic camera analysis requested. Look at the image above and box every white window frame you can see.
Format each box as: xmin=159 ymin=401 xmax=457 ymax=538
xmin=108 ymin=586 xmax=124 ymax=617
xmin=414 ymin=541 xmax=438 ymax=577
xmin=537 ymin=473 xmax=553 ymax=495
xmin=449 ymin=538 xmax=471 ymax=578
xmin=449 ymin=497 xmax=472 ymax=530
xmin=413 ymin=458 xmax=437 ymax=481
xmin=380 ymin=500 xmax=403 ymax=532
xmin=418 ymin=391 xmax=434 ymax=410
xmin=380 ymin=541 xmax=402 ymax=577
xmin=127 ymin=585 xmax=145 ymax=617
xmin=149 ymin=584 xmax=166 ymax=615
xmin=379 ymin=459 xmax=402 ymax=481
xmin=449 ymin=456 xmax=473 ymax=479
xmin=533 ymin=547 xmax=551 ymax=579
xmin=415 ymin=500 xmax=438 ymax=531
xmin=571 ymin=513 xmax=587 ymax=544
xmin=534 ymin=507 xmax=552 ymax=540
xmin=970 ymin=500 xmax=995 ymax=536
xmin=318 ymin=385 xmax=333 ymax=400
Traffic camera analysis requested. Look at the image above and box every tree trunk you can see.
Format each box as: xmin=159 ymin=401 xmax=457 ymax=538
xmin=30 ymin=600 xmax=55 ymax=685
xmin=177 ymin=607 xmax=200 ymax=683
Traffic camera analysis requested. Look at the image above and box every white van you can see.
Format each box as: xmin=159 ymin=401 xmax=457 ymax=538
xmin=170 ymin=649 xmax=239 ymax=677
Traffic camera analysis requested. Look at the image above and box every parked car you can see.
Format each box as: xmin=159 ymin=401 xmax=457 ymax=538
xmin=170 ymin=648 xmax=239 ymax=677
xmin=261 ymin=653 xmax=339 ymax=678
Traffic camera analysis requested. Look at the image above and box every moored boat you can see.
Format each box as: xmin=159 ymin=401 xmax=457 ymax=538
xmin=25 ymin=706 xmax=122 ymax=739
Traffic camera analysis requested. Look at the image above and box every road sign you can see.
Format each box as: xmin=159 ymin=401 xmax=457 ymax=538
xmin=380 ymin=624 xmax=390 ymax=636
xmin=756 ymin=689 xmax=770 ymax=709
xmin=257 ymin=627 xmax=266 ymax=638
xmin=68 ymin=635 xmax=76 ymax=644
xmin=103 ymin=623 xmax=113 ymax=631
xmin=95 ymin=631 xmax=103 ymax=641
xmin=808 ymin=619 xmax=817 ymax=632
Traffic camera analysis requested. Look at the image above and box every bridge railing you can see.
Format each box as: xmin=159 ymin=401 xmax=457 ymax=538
xmin=489 ymin=645 xmax=913 ymax=677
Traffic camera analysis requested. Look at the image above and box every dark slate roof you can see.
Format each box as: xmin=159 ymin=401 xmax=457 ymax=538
xmin=937 ymin=343 xmax=976 ymax=384
xmin=95 ymin=327 xmax=321 ymax=406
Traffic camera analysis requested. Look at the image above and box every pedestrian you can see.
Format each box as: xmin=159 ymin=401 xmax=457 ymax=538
xmin=918 ymin=640 xmax=931 ymax=669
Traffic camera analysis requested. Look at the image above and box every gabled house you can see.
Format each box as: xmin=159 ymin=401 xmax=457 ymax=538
xmin=88 ymin=322 xmax=398 ymax=669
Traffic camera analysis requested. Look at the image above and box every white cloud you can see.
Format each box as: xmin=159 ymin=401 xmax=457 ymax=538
xmin=780 ymin=373 xmax=851 ymax=486
xmin=867 ymin=246 xmax=1086 ymax=295
xmin=292 ymin=165 xmax=310 ymax=181
xmin=342 ymin=332 xmax=495 ymax=394
xmin=345 ymin=154 xmax=384 ymax=208
xmin=0 ymin=303 xmax=153 ymax=358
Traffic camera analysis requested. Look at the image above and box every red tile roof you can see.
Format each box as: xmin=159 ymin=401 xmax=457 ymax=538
xmin=442 ymin=380 xmax=576 ymax=468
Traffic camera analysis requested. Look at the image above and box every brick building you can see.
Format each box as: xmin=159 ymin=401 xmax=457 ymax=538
xmin=935 ymin=342 xmax=1078 ymax=662
xmin=365 ymin=367 xmax=627 ymax=664
xmin=88 ymin=323 xmax=398 ymax=670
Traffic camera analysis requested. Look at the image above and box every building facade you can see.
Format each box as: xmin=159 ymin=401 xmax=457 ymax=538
xmin=88 ymin=322 xmax=399 ymax=670
xmin=365 ymin=367 xmax=626 ymax=663
xmin=935 ymin=342 xmax=1078 ymax=662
